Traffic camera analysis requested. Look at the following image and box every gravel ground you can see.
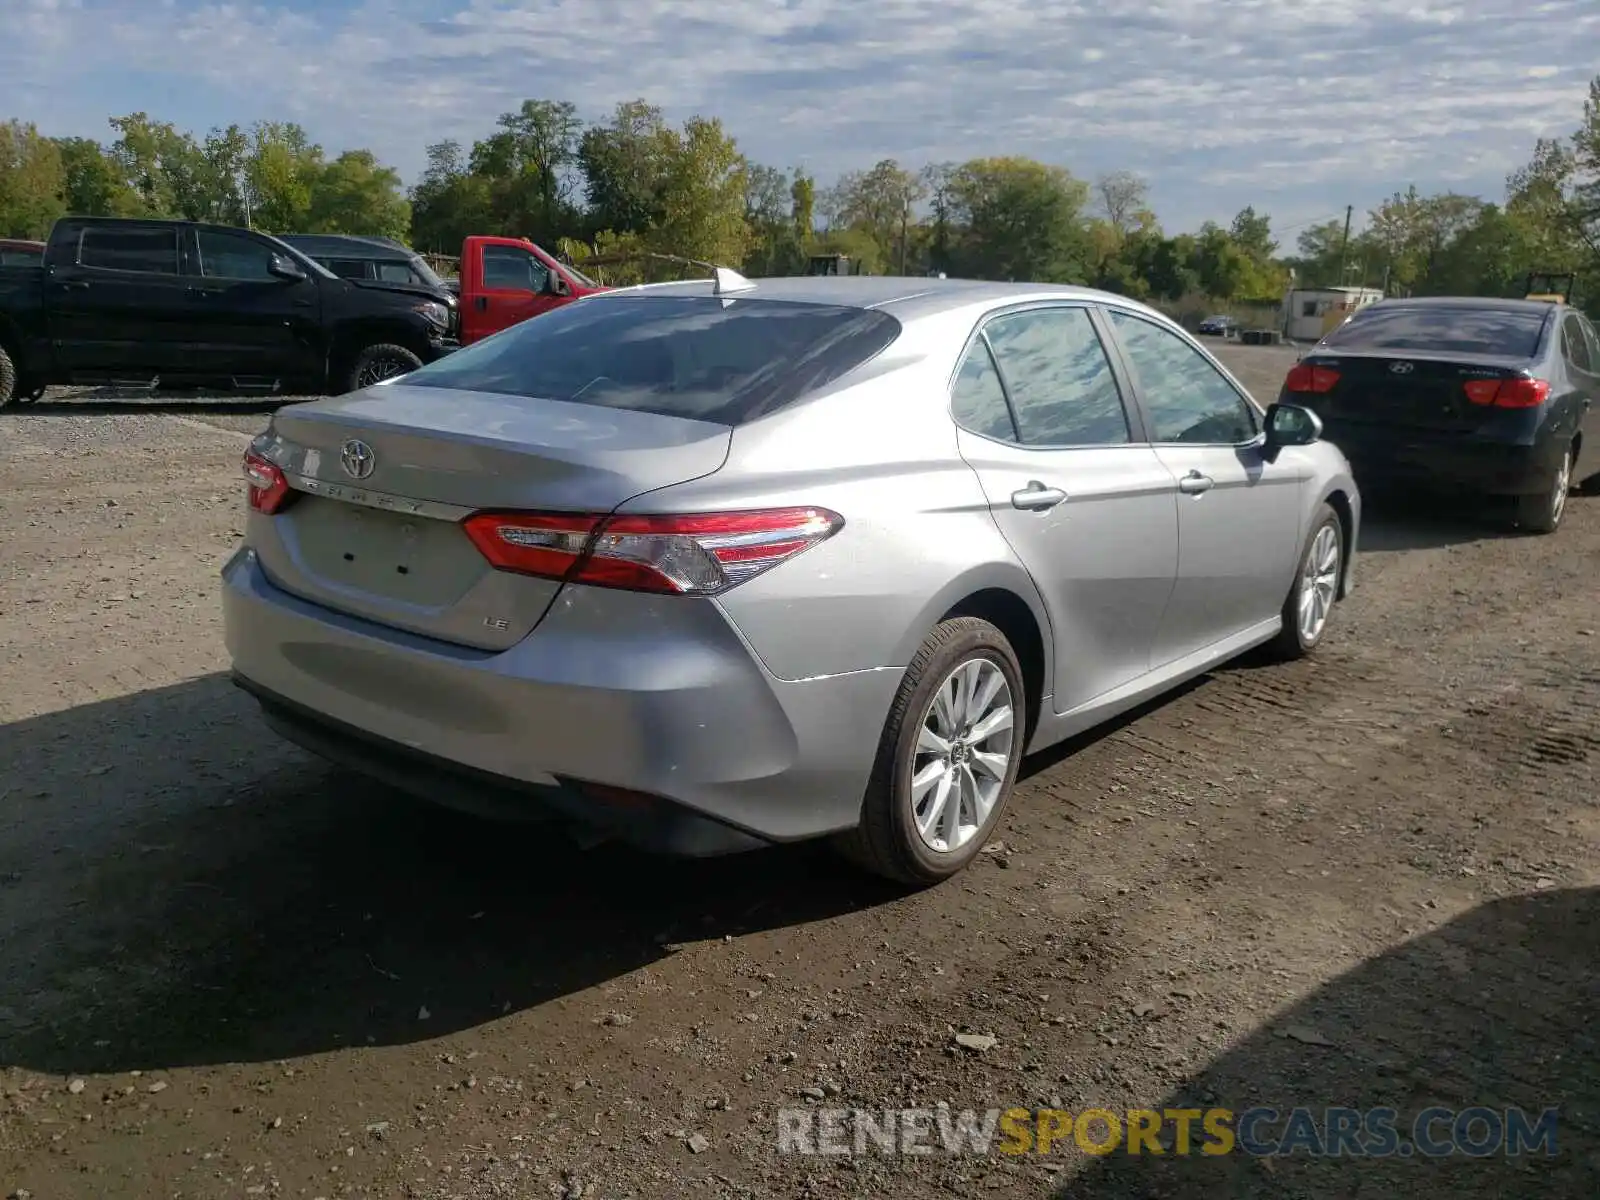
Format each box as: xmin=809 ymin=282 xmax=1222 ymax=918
xmin=1 ymin=344 xmax=1596 ymax=1199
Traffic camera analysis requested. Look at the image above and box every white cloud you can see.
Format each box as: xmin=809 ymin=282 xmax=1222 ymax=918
xmin=0 ymin=0 xmax=1595 ymax=231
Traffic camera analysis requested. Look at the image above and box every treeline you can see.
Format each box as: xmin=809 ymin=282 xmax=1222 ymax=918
xmin=2 ymin=77 xmax=1597 ymax=317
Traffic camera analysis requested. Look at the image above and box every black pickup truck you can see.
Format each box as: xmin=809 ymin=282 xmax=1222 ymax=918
xmin=0 ymin=217 xmax=457 ymax=407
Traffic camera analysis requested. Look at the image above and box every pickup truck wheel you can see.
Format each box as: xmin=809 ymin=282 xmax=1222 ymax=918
xmin=344 ymin=344 xmax=423 ymax=393
xmin=0 ymin=345 xmax=16 ymax=409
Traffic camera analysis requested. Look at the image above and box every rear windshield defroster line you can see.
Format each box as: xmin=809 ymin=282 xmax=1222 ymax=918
xmin=1322 ymin=305 xmax=1547 ymax=358
xmin=400 ymin=295 xmax=902 ymax=425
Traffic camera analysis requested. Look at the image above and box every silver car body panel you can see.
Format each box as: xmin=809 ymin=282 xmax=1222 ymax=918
xmin=222 ymin=275 xmax=1360 ymax=844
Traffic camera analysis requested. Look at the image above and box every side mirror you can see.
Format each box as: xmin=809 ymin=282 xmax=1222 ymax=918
xmin=1262 ymin=402 xmax=1323 ymax=462
xmin=543 ymin=271 xmax=569 ymax=297
xmin=268 ymin=253 xmax=306 ymax=282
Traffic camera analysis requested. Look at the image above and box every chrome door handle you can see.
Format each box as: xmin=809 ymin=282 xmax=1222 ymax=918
xmin=1011 ymin=481 xmax=1067 ymax=511
xmin=1178 ymin=471 xmax=1214 ymax=495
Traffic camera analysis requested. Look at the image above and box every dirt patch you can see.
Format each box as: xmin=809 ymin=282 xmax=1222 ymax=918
xmin=1 ymin=344 xmax=1595 ymax=1199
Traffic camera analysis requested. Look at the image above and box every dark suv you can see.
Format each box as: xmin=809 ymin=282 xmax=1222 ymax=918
xmin=0 ymin=218 xmax=457 ymax=406
xmin=279 ymin=234 xmax=458 ymax=307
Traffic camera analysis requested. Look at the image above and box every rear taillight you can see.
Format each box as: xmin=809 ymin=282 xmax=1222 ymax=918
xmin=242 ymin=451 xmax=293 ymax=514
xmin=1463 ymin=377 xmax=1550 ymax=409
xmin=462 ymin=507 xmax=844 ymax=595
xmin=1284 ymin=363 xmax=1340 ymax=393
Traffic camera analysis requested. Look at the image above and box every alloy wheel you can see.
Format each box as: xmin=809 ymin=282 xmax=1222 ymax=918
xmin=909 ymin=657 xmax=1016 ymax=854
xmin=356 ymin=357 xmax=411 ymax=389
xmin=1551 ymin=449 xmax=1572 ymax=527
xmin=1298 ymin=523 xmax=1340 ymax=644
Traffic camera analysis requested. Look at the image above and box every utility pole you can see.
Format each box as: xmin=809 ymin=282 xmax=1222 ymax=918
xmin=1337 ymin=204 xmax=1353 ymax=284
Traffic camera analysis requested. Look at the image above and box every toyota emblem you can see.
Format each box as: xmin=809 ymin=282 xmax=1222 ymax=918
xmin=339 ymin=438 xmax=375 ymax=479
xmin=1389 ymin=361 xmax=1414 ymax=374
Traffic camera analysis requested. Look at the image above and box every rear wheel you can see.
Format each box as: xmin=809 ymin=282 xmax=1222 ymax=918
xmin=342 ymin=343 xmax=423 ymax=393
xmin=835 ymin=617 xmax=1026 ymax=886
xmin=1514 ymin=444 xmax=1572 ymax=534
xmin=1268 ymin=503 xmax=1343 ymax=660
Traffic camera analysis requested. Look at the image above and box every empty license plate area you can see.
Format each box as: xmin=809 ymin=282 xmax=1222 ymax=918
xmin=285 ymin=494 xmax=486 ymax=607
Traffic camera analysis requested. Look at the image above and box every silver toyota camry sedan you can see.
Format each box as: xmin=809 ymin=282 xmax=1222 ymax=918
xmin=222 ymin=270 xmax=1360 ymax=885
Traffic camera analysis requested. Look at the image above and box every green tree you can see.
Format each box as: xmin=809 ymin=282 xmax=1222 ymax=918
xmin=646 ymin=115 xmax=749 ymax=268
xmin=1189 ymin=222 xmax=1251 ymax=299
xmin=473 ymin=99 xmax=583 ymax=241
xmin=409 ymin=140 xmax=494 ymax=252
xmin=54 ymin=136 xmax=139 ymax=217
xmin=0 ymin=120 xmax=65 ymax=236
xmin=790 ymin=170 xmax=816 ymax=245
xmin=1229 ymin=206 xmax=1276 ymax=262
xmin=243 ymin=121 xmax=323 ymax=232
xmin=743 ymin=162 xmax=803 ymax=274
xmin=108 ymin=112 xmax=216 ymax=218
xmin=944 ymin=156 xmax=1091 ymax=283
xmin=824 ymin=159 xmax=924 ymax=271
xmin=576 ymin=99 xmax=668 ymax=237
xmin=307 ymin=149 xmax=409 ymax=237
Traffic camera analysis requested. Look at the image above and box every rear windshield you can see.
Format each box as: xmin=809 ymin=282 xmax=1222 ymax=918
xmin=401 ymin=295 xmax=902 ymax=424
xmin=1322 ymin=305 xmax=1547 ymax=357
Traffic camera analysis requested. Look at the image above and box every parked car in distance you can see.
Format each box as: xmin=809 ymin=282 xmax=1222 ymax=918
xmin=277 ymin=233 xmax=457 ymax=333
xmin=454 ymin=235 xmax=609 ymax=344
xmin=0 ymin=217 xmax=456 ymax=407
xmin=0 ymin=238 xmax=45 ymax=267
xmin=1197 ymin=314 xmax=1240 ymax=337
xmin=222 ymin=271 xmax=1359 ymax=885
xmin=1278 ymin=296 xmax=1598 ymax=533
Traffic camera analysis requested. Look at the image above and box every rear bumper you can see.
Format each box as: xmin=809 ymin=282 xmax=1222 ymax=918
xmin=1329 ymin=429 xmax=1562 ymax=497
xmin=220 ymin=547 xmax=898 ymax=853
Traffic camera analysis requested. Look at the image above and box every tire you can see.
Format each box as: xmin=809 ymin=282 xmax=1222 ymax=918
xmin=1267 ymin=503 xmax=1343 ymax=660
xmin=341 ymin=343 xmax=423 ymax=394
xmin=834 ymin=617 xmax=1027 ymax=886
xmin=1514 ymin=443 xmax=1573 ymax=534
xmin=0 ymin=343 xmax=15 ymax=409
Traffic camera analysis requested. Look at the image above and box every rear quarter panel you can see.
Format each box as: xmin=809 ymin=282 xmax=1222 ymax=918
xmin=619 ymin=337 xmax=1053 ymax=684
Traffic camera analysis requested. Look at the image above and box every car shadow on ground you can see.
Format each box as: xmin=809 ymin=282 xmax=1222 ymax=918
xmin=1056 ymin=886 xmax=1599 ymax=1198
xmin=0 ymin=660 xmax=1229 ymax=1078
xmin=1356 ymin=494 xmax=1533 ymax=553
xmin=0 ymin=673 xmax=908 ymax=1077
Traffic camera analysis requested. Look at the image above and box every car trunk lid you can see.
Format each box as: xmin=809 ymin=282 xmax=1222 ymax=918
xmin=1287 ymin=351 xmax=1536 ymax=434
xmin=248 ymin=383 xmax=732 ymax=650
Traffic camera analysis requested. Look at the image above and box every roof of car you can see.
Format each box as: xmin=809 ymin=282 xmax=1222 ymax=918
xmin=1363 ymin=296 xmax=1563 ymax=314
xmin=603 ymin=273 xmax=1152 ymax=319
xmin=276 ymin=233 xmax=417 ymax=260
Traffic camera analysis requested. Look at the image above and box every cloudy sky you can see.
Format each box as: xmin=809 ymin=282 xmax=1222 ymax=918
xmin=3 ymin=0 xmax=1596 ymax=240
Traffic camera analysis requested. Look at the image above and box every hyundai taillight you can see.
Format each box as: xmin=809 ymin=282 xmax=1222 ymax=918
xmin=242 ymin=450 xmax=293 ymax=514
xmin=1284 ymin=363 xmax=1340 ymax=393
xmin=1462 ymin=377 xmax=1550 ymax=409
xmin=461 ymin=507 xmax=844 ymax=595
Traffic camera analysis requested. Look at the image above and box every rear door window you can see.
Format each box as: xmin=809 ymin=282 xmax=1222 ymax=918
xmin=1560 ymin=314 xmax=1594 ymax=375
xmin=1322 ymin=306 xmax=1547 ymax=357
xmin=982 ymin=306 xmax=1131 ymax=446
xmin=401 ymin=295 xmax=901 ymax=425
xmin=78 ymin=226 xmax=180 ymax=275
xmin=950 ymin=339 xmax=1017 ymax=441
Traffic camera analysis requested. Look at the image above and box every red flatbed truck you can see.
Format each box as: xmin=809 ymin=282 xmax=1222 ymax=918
xmin=455 ymin=235 xmax=610 ymax=345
